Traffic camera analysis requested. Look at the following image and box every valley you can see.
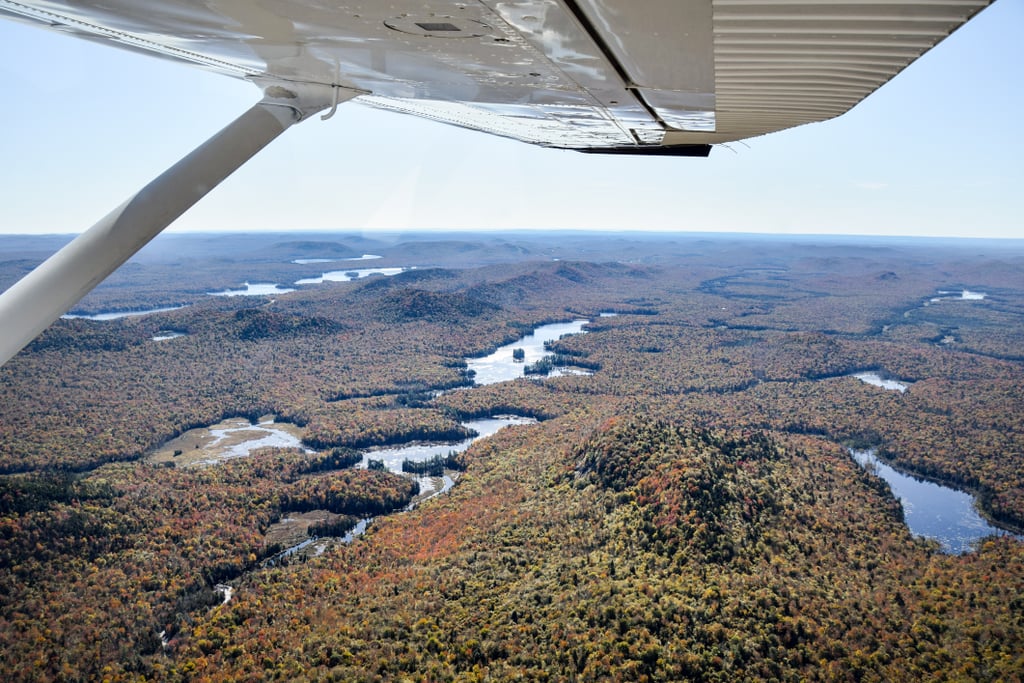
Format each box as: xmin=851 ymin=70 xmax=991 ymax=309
xmin=1 ymin=232 xmax=1022 ymax=681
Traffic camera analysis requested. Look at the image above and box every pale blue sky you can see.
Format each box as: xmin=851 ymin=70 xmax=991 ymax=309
xmin=0 ymin=1 xmax=1021 ymax=239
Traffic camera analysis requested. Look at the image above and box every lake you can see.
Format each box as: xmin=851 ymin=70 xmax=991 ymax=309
xmin=292 ymin=254 xmax=382 ymax=264
xmin=151 ymin=331 xmax=185 ymax=342
xmin=208 ymin=282 xmax=295 ymax=297
xmin=63 ymin=305 xmax=186 ymax=320
xmin=467 ymin=320 xmax=589 ymax=385
xmin=295 ymin=267 xmax=405 ymax=284
xmin=931 ymin=289 xmax=986 ymax=302
xmin=849 ymin=448 xmax=1018 ymax=554
xmin=852 ymin=372 xmax=909 ymax=393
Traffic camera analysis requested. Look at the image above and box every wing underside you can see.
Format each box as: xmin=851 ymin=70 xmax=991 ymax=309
xmin=0 ymin=0 xmax=992 ymax=151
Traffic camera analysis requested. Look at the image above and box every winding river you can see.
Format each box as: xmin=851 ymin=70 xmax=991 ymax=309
xmin=327 ymin=320 xmax=591 ymax=543
xmin=360 ymin=416 xmax=536 ymax=474
xmin=264 ymin=321 xmax=588 ymax=556
xmin=321 ymin=416 xmax=540 ymax=546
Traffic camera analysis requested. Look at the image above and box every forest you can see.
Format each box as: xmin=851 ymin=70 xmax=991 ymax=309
xmin=0 ymin=232 xmax=1022 ymax=681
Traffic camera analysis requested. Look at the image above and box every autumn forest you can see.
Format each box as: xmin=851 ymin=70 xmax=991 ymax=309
xmin=0 ymin=231 xmax=1022 ymax=681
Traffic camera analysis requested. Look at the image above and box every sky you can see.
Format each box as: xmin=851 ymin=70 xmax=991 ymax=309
xmin=0 ymin=0 xmax=1021 ymax=239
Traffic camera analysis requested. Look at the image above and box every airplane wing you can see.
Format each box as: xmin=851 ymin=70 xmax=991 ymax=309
xmin=0 ymin=0 xmax=996 ymax=365
xmin=0 ymin=0 xmax=992 ymax=153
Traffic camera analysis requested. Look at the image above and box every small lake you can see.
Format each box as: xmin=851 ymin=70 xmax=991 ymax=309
xmin=151 ymin=331 xmax=185 ymax=342
xmin=467 ymin=320 xmax=589 ymax=385
xmin=849 ymin=448 xmax=1018 ymax=554
xmin=931 ymin=289 xmax=986 ymax=302
xmin=852 ymin=372 xmax=909 ymax=393
xmin=292 ymin=254 xmax=382 ymax=264
xmin=295 ymin=267 xmax=406 ymax=285
xmin=63 ymin=305 xmax=186 ymax=321
xmin=208 ymin=282 xmax=295 ymax=297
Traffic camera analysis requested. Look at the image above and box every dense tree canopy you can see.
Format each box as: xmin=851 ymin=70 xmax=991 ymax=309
xmin=1 ymin=234 xmax=1022 ymax=680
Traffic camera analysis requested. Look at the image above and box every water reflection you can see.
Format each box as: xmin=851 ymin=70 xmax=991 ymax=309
xmin=152 ymin=331 xmax=185 ymax=342
xmin=63 ymin=305 xmax=186 ymax=320
xmin=467 ymin=320 xmax=588 ymax=385
xmin=931 ymin=289 xmax=986 ymax=302
xmin=852 ymin=372 xmax=909 ymax=393
xmin=208 ymin=282 xmax=295 ymax=297
xmin=361 ymin=416 xmax=536 ymax=473
xmin=849 ymin=448 xmax=1018 ymax=554
xmin=292 ymin=254 xmax=382 ymax=264
xmin=295 ymin=267 xmax=405 ymax=284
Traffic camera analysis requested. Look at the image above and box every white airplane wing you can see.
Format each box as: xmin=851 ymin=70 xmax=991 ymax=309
xmin=1 ymin=0 xmax=993 ymax=151
xmin=0 ymin=0 xmax=995 ymax=364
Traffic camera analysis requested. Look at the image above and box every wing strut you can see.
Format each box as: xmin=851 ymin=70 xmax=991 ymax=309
xmin=0 ymin=85 xmax=349 ymax=367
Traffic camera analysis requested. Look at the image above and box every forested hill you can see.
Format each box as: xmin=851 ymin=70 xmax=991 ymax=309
xmin=1 ymin=233 xmax=1022 ymax=680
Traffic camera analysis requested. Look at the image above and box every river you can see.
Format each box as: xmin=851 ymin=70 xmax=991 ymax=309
xmin=264 ymin=321 xmax=588 ymax=555
xmin=265 ymin=320 xmax=590 ymax=555
xmin=360 ymin=416 xmax=536 ymax=472
xmin=262 ymin=416 xmax=538 ymax=561
xmin=845 ymin=374 xmax=1018 ymax=552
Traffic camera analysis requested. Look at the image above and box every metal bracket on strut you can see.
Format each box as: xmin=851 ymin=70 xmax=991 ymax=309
xmin=254 ymin=80 xmax=365 ymax=124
